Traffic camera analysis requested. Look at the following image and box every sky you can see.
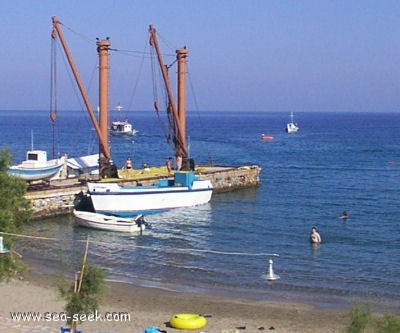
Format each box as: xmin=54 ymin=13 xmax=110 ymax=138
xmin=1 ymin=0 xmax=400 ymax=112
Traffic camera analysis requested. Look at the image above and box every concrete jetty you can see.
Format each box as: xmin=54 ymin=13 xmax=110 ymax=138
xmin=26 ymin=165 xmax=261 ymax=219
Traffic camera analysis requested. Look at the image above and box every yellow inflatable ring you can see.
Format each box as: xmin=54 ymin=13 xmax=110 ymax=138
xmin=169 ymin=313 xmax=207 ymax=330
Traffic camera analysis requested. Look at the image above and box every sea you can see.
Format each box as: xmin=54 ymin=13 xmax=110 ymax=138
xmin=0 ymin=110 xmax=399 ymax=310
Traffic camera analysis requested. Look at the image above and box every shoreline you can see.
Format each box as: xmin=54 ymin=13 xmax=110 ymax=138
xmin=23 ymin=253 xmax=397 ymax=313
xmin=0 ymin=262 xmax=357 ymax=333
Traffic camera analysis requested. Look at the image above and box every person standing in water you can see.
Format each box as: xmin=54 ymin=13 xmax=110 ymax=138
xmin=310 ymin=226 xmax=322 ymax=244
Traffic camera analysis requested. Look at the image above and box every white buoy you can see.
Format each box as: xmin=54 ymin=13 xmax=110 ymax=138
xmin=264 ymin=258 xmax=280 ymax=281
xmin=0 ymin=236 xmax=9 ymax=254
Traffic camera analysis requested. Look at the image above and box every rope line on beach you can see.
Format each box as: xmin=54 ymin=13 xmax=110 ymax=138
xmin=0 ymin=231 xmax=60 ymax=241
xmin=0 ymin=231 xmax=279 ymax=257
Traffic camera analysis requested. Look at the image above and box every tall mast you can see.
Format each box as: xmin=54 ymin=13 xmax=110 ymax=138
xmin=149 ymin=25 xmax=188 ymax=159
xmin=97 ymin=38 xmax=111 ymax=167
xmin=176 ymin=47 xmax=188 ymax=157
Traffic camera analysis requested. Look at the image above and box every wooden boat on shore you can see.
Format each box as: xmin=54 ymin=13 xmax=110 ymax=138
xmin=8 ymin=150 xmax=65 ymax=182
xmin=73 ymin=210 xmax=147 ymax=233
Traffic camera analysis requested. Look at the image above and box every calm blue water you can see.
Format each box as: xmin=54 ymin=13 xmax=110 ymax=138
xmin=1 ymin=110 xmax=399 ymax=310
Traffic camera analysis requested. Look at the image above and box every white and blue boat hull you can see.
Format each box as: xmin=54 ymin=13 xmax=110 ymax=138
xmin=8 ymin=163 xmax=63 ymax=181
xmin=8 ymin=150 xmax=65 ymax=182
xmin=87 ymin=172 xmax=213 ymax=216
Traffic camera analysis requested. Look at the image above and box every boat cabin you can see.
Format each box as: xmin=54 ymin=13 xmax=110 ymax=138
xmin=22 ymin=150 xmax=49 ymax=168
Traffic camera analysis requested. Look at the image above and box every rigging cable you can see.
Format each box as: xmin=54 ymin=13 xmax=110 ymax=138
xmin=149 ymin=28 xmax=185 ymax=152
xmin=108 ymin=40 xmax=150 ymax=112
xmin=53 ymin=36 xmax=99 ymax=157
xmin=150 ymin=29 xmax=201 ymax=158
xmin=59 ymin=20 xmax=94 ymax=46
xmin=149 ymin=39 xmax=175 ymax=149
xmin=187 ymin=64 xmax=214 ymax=166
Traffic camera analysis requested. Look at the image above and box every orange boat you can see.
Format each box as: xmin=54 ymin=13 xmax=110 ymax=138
xmin=261 ymin=134 xmax=274 ymax=141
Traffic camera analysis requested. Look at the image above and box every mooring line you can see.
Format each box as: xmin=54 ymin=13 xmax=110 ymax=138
xmin=0 ymin=231 xmax=279 ymax=257
xmin=0 ymin=231 xmax=59 ymax=241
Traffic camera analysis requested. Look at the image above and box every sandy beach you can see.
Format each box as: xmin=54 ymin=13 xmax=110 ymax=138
xmin=0 ymin=265 xmax=354 ymax=333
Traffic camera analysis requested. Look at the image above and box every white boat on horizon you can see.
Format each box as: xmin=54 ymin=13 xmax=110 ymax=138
xmin=73 ymin=209 xmax=147 ymax=233
xmin=87 ymin=171 xmax=213 ymax=217
xmin=8 ymin=150 xmax=65 ymax=182
xmin=285 ymin=112 xmax=299 ymax=134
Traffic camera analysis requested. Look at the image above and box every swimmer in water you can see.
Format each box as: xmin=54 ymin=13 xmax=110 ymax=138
xmin=340 ymin=211 xmax=348 ymax=220
xmin=310 ymin=226 xmax=322 ymax=244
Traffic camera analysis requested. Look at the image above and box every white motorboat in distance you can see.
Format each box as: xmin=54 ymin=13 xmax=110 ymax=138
xmin=110 ymin=120 xmax=136 ymax=136
xmin=73 ymin=210 xmax=147 ymax=233
xmin=110 ymin=103 xmax=136 ymax=136
xmin=8 ymin=150 xmax=65 ymax=182
xmin=285 ymin=112 xmax=299 ymax=134
xmin=87 ymin=171 xmax=213 ymax=217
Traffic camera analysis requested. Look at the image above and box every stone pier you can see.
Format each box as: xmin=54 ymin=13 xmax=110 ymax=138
xmin=26 ymin=165 xmax=261 ymax=219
